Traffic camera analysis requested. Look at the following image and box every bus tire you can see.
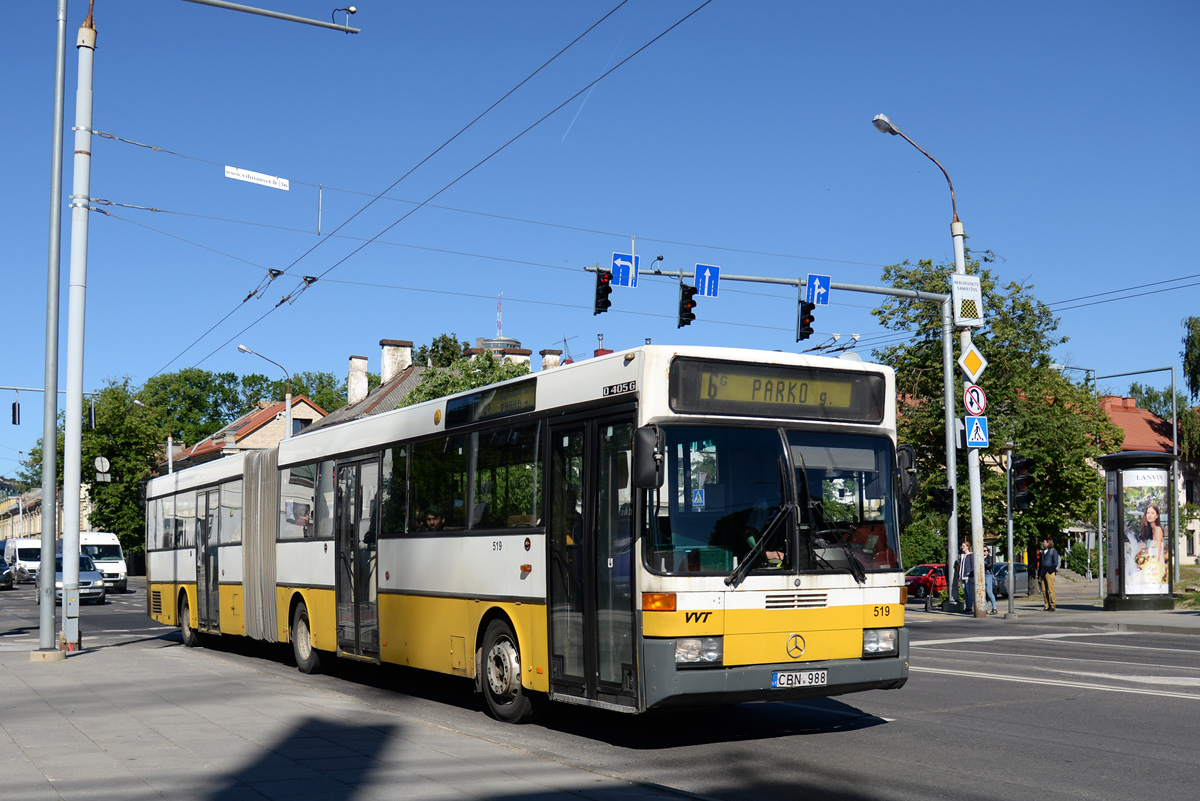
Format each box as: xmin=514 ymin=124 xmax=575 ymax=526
xmin=291 ymin=602 xmax=323 ymax=675
xmin=179 ymin=595 xmax=199 ymax=648
xmin=481 ymin=619 xmax=533 ymax=723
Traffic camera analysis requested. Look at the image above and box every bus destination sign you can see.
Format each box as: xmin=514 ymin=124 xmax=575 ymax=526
xmin=669 ymin=358 xmax=885 ymax=423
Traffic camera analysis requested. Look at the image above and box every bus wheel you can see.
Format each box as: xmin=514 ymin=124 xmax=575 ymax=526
xmin=481 ymin=619 xmax=533 ymax=723
xmin=291 ymin=602 xmax=322 ymax=675
xmin=179 ymin=595 xmax=199 ymax=648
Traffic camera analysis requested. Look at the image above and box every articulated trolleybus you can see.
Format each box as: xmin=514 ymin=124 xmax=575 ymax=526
xmin=146 ymin=345 xmax=916 ymax=722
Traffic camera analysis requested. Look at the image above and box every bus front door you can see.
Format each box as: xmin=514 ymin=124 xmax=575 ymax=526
xmin=335 ymin=458 xmax=380 ymax=660
xmin=548 ymin=418 xmax=636 ymax=708
xmin=195 ymin=489 xmax=220 ymax=632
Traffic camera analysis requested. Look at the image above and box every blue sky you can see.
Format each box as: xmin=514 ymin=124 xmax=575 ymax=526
xmin=3 ymin=1 xmax=1198 ymax=475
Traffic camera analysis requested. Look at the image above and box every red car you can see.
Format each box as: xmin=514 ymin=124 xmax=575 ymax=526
xmin=905 ymin=563 xmax=948 ymax=599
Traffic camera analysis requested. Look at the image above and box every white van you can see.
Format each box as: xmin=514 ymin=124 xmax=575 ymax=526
xmin=80 ymin=531 xmax=128 ymax=592
xmin=3 ymin=537 xmax=44 ymax=584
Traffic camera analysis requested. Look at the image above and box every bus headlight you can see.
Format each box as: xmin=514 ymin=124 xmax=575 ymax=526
xmin=676 ymin=636 xmax=723 ymax=665
xmin=862 ymin=628 xmax=898 ymax=658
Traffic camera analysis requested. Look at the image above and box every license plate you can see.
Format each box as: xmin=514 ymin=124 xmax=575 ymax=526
xmin=771 ymin=669 xmax=827 ymax=688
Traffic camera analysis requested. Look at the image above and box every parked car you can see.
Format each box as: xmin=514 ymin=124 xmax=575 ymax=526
xmin=992 ymin=562 xmax=1030 ymax=598
xmin=905 ymin=563 xmax=948 ymax=599
xmin=0 ymin=560 xmax=13 ymax=590
xmin=34 ymin=554 xmax=107 ymax=605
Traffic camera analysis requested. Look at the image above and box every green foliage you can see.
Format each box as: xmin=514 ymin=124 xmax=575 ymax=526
xmin=1182 ymin=317 xmax=1200 ymax=400
xmin=1064 ymin=544 xmax=1097 ymax=576
xmin=900 ymin=510 xmax=950 ymax=569
xmin=872 ymin=255 xmax=1123 ymax=555
xmin=401 ymin=355 xmax=531 ymax=407
xmin=414 ymin=333 xmax=471 ymax=368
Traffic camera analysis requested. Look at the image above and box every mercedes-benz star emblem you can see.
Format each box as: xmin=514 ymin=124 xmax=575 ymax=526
xmin=786 ymin=633 xmax=806 ymax=659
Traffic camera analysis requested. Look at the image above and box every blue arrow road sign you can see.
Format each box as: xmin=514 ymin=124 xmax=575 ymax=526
xmin=965 ymin=415 xmax=989 ymax=448
xmin=806 ymin=274 xmax=831 ymax=306
xmin=611 ymin=253 xmax=640 ymax=287
xmin=695 ymin=264 xmax=720 ymax=297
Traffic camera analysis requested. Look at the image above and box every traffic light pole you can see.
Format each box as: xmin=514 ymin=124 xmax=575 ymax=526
xmin=585 ymin=264 xmax=960 ymax=578
xmin=1004 ymin=442 xmax=1017 ymax=618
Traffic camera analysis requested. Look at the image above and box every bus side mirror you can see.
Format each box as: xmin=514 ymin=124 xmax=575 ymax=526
xmin=633 ymin=425 xmax=665 ymax=489
xmin=896 ymin=444 xmax=919 ymax=499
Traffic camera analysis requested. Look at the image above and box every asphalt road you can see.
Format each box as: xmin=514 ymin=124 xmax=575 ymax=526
xmin=3 ymin=580 xmax=1197 ymax=801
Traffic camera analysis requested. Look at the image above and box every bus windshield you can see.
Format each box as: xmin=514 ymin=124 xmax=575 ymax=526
xmin=645 ymin=426 xmax=900 ymax=576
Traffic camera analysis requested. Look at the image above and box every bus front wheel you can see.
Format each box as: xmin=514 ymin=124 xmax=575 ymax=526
xmin=179 ymin=595 xmax=199 ymax=648
xmin=291 ymin=602 xmax=323 ymax=675
xmin=481 ymin=619 xmax=533 ymax=723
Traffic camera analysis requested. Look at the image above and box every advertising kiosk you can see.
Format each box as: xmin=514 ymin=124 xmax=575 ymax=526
xmin=1098 ymin=451 xmax=1176 ymax=611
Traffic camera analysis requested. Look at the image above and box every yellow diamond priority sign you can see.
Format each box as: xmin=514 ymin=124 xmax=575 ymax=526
xmin=958 ymin=342 xmax=988 ymax=383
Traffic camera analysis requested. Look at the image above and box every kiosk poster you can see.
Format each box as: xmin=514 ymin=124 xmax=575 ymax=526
xmin=1121 ymin=469 xmax=1170 ymax=595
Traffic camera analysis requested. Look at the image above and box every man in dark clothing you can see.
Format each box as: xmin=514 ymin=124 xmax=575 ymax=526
xmin=1039 ymin=537 xmax=1062 ymax=610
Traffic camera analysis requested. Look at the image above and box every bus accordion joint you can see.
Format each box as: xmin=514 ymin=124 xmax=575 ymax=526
xmin=642 ymin=592 xmax=676 ymax=612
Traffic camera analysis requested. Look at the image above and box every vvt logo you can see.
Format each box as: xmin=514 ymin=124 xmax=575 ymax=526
xmin=684 ymin=611 xmax=713 ymax=623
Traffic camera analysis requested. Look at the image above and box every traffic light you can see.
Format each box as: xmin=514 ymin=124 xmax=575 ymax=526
xmin=931 ymin=486 xmax=954 ymax=515
xmin=1012 ymin=455 xmax=1035 ymax=511
xmin=798 ymin=301 xmax=816 ymax=341
xmin=677 ymin=283 xmax=698 ymax=328
xmin=593 ymin=270 xmax=613 ymax=315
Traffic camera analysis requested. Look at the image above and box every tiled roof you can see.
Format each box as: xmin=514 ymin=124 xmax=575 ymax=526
xmin=1102 ymin=396 xmax=1173 ymax=453
xmin=306 ymin=365 xmax=426 ymax=432
xmin=172 ymin=395 xmax=327 ymax=466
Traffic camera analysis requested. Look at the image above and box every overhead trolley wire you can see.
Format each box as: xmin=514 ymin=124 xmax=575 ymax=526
xmin=141 ymin=1 xmax=635 ymax=378
xmin=186 ymin=1 xmax=717 ymax=370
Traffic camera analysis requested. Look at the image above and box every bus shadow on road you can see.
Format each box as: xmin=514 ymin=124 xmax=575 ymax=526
xmin=203 ymin=716 xmax=397 ymax=801
xmin=531 ymin=697 xmax=887 ymax=748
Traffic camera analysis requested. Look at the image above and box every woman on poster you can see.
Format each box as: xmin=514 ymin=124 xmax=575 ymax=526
xmin=1137 ymin=504 xmax=1166 ymax=584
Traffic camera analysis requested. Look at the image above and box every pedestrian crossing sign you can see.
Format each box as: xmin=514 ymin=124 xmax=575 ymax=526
xmin=965 ymin=415 xmax=989 ymax=448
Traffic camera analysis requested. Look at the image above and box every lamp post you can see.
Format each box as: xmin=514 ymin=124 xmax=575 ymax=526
xmin=238 ymin=345 xmax=292 ymax=439
xmin=874 ymin=113 xmax=986 ymax=617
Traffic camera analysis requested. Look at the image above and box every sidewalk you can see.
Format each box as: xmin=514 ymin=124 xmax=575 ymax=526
xmin=0 ymin=633 xmax=690 ymax=801
xmin=910 ymin=568 xmax=1200 ymax=636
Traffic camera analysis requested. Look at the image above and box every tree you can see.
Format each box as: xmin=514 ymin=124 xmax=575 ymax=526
xmin=1182 ymin=316 xmax=1200 ymax=400
xmin=401 ymin=354 xmax=531 ymax=407
xmin=17 ymin=379 xmax=166 ymax=556
xmin=414 ymin=333 xmax=471 ymax=368
xmin=872 ymin=255 xmax=1123 ymax=555
xmin=140 ymin=368 xmax=244 ymax=445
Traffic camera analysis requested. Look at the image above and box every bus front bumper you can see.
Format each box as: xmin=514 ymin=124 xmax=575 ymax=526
xmin=641 ymin=627 xmax=909 ymax=710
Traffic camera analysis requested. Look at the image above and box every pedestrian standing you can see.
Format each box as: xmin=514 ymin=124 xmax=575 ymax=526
xmin=959 ymin=541 xmax=975 ymax=613
xmin=1039 ymin=536 xmax=1061 ymax=611
xmin=983 ymin=545 xmax=997 ymax=614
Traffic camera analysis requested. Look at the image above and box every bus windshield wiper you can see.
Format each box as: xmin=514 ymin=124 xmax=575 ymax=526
xmin=813 ymin=521 xmax=867 ymax=585
xmin=725 ymin=502 xmax=791 ymax=589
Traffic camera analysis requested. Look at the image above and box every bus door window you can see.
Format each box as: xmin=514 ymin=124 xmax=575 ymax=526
xmin=596 ymin=421 xmax=634 ymax=689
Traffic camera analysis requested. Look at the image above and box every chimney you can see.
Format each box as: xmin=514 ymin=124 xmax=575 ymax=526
xmin=594 ymin=348 xmax=614 ymax=358
xmin=540 ymin=349 xmax=562 ymax=371
xmin=348 ymin=355 xmax=369 ymax=405
xmin=499 ymin=347 xmax=532 ymax=366
xmin=380 ymin=339 xmax=413 ymax=383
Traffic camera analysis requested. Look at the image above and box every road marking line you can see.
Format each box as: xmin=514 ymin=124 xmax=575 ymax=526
xmin=914 ymin=632 xmax=1138 ymax=646
xmin=911 ymin=666 xmax=1200 ymax=700
xmin=913 ymin=646 xmax=1200 ymax=672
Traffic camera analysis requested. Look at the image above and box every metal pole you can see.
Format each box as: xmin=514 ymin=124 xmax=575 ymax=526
xmin=179 ymin=0 xmax=360 ymax=33
xmin=38 ymin=0 xmax=69 ymax=654
xmin=1005 ymin=443 xmax=1016 ymax=617
xmin=61 ymin=8 xmax=97 ymax=651
xmin=941 ymin=298 xmax=959 ymax=609
xmin=1172 ymin=366 xmax=1179 ymax=584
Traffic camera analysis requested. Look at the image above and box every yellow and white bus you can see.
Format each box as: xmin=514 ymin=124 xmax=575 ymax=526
xmin=145 ymin=345 xmax=915 ymax=721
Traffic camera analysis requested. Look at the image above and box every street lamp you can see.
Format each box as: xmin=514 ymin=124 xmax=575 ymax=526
xmin=875 ymin=112 xmax=987 ymax=617
xmin=238 ymin=344 xmax=293 ymax=439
